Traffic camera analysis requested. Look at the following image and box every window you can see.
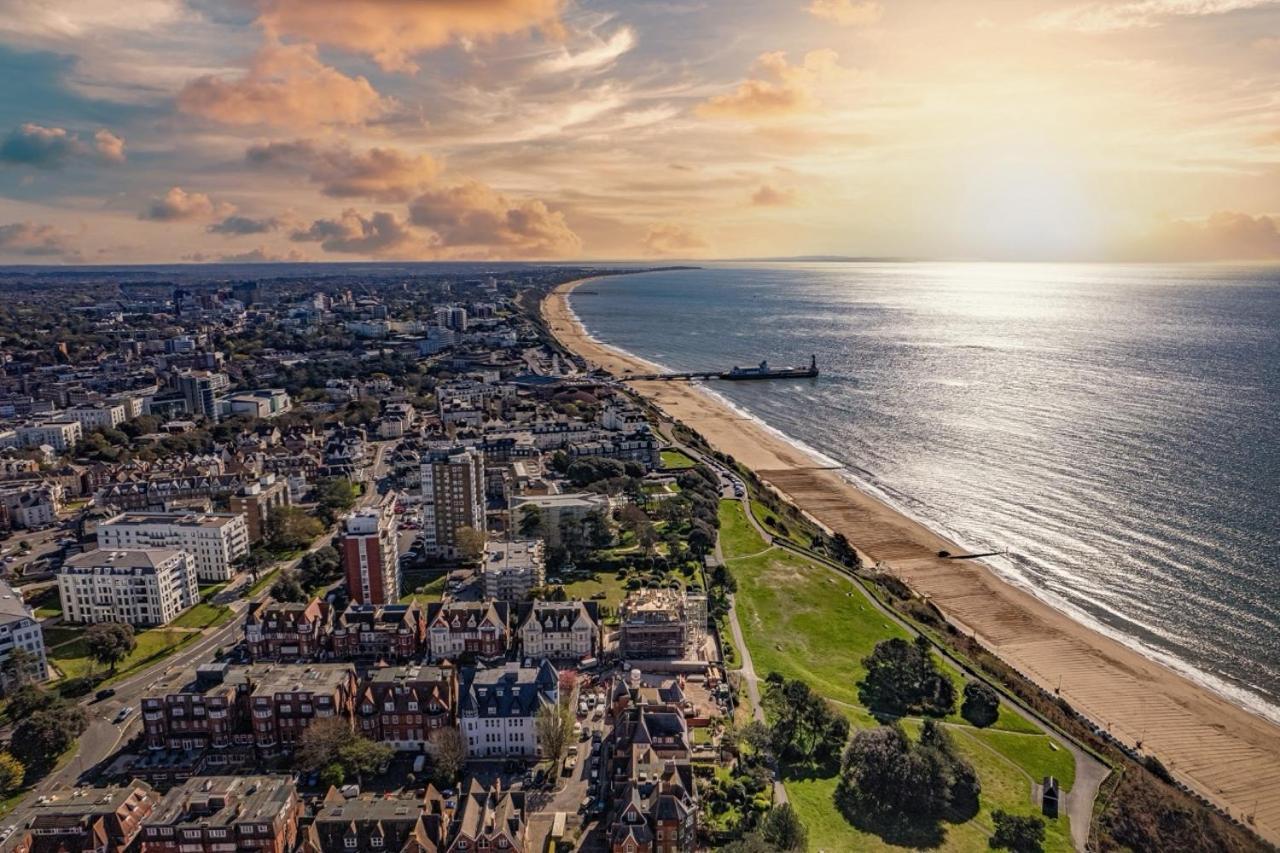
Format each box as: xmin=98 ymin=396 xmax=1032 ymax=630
xmin=344 ymin=837 xmax=358 ymax=849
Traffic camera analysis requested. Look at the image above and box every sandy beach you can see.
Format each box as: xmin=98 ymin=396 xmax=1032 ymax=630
xmin=545 ymin=276 xmax=1280 ymax=845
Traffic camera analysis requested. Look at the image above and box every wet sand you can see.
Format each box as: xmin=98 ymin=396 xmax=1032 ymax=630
xmin=545 ymin=276 xmax=1280 ymax=845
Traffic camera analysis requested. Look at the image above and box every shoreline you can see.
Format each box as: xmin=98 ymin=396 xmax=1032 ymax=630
xmin=544 ymin=274 xmax=1280 ymax=845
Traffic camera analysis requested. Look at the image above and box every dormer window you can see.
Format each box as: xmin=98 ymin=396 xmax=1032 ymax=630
xmin=344 ymin=838 xmax=357 ymax=849
xmin=371 ymin=836 xmax=384 ymax=848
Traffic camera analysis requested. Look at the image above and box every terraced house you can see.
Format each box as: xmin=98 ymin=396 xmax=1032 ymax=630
xmin=355 ymin=664 xmax=458 ymax=753
xmin=516 ymin=600 xmax=601 ymax=661
xmin=458 ymin=660 xmax=558 ymax=760
xmin=426 ymin=601 xmax=510 ymax=662
xmin=445 ymin=780 xmax=527 ymax=853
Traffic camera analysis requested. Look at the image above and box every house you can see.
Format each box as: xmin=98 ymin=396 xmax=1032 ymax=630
xmin=138 ymin=776 xmax=302 ymax=853
xmin=244 ymin=599 xmax=329 ymax=661
xmin=330 ymin=602 xmax=426 ymax=663
xmin=4 ymin=780 xmax=157 ymax=853
xmin=445 ymin=780 xmax=527 ymax=853
xmin=355 ymin=664 xmax=458 ymax=753
xmin=516 ymin=600 xmax=601 ymax=661
xmin=425 ymin=601 xmax=509 ymax=663
xmin=458 ymin=660 xmax=558 ymax=760
xmin=301 ymin=786 xmax=450 ymax=853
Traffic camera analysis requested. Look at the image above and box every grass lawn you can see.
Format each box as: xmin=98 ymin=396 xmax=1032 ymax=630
xmin=170 ymin=602 xmax=234 ymax=630
xmin=198 ymin=581 xmax=228 ymax=601
xmin=660 ymin=449 xmax=697 ymax=470
xmin=27 ymin=586 xmax=62 ymax=618
xmin=719 ymin=499 xmax=1075 ymax=852
xmin=41 ymin=625 xmax=81 ymax=647
xmin=50 ymin=627 xmax=198 ymax=682
xmin=400 ymin=574 xmax=445 ymax=604
xmin=562 ymin=572 xmax=631 ymax=613
xmin=246 ymin=567 xmax=282 ymax=598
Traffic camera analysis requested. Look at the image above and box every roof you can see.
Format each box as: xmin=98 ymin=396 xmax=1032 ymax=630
xmin=516 ymin=600 xmax=599 ymax=633
xmin=63 ymin=547 xmax=184 ymax=572
xmin=100 ymin=510 xmax=242 ymax=529
xmin=458 ymin=660 xmax=557 ymax=720
xmin=0 ymin=579 xmax=34 ymax=622
xmin=149 ymin=776 xmax=296 ymax=828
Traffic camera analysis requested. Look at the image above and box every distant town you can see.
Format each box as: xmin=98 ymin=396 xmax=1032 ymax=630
xmin=0 ymin=266 xmax=741 ymax=853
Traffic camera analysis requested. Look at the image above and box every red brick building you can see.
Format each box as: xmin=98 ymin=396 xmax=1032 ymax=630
xmin=339 ymin=495 xmax=399 ymax=605
xmin=246 ymin=663 xmax=358 ymax=756
xmin=8 ymin=781 xmax=156 ymax=853
xmin=355 ymin=664 xmax=458 ymax=753
xmin=330 ymin=601 xmax=426 ymax=662
xmin=138 ymin=776 xmax=302 ymax=853
xmin=244 ymin=599 xmax=329 ymax=661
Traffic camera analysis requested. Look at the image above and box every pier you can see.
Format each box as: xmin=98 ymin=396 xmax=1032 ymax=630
xmin=627 ymin=355 xmax=819 ymax=382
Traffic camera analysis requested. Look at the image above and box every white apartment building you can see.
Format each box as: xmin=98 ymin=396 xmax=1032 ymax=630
xmin=481 ymin=539 xmax=546 ymax=602
xmin=517 ymin=600 xmax=600 ymax=661
xmin=459 ymin=660 xmax=558 ymax=759
xmin=0 ymin=579 xmax=48 ymax=683
xmin=420 ymin=447 xmax=485 ymax=559
xmin=58 ymin=548 xmax=198 ymax=627
xmin=96 ymin=511 xmax=249 ymax=582
xmin=17 ymin=419 xmax=82 ymax=451
xmin=513 ymin=493 xmax=610 ymax=547
xmin=64 ymin=403 xmax=128 ymax=431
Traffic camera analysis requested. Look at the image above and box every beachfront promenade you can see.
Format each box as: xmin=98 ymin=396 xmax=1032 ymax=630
xmin=544 ymin=277 xmax=1280 ymax=846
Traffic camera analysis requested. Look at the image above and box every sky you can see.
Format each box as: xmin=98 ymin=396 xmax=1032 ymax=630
xmin=0 ymin=0 xmax=1279 ymax=264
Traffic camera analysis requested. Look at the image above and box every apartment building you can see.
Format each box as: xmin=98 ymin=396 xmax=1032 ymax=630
xmin=243 ymin=599 xmax=328 ymax=661
xmin=330 ymin=602 xmax=425 ymax=662
xmin=446 ymin=780 xmax=527 ymax=853
xmin=221 ymin=388 xmax=292 ymax=420
xmin=228 ymin=474 xmax=291 ymax=544
xmin=354 ymin=664 xmax=458 ymax=753
xmin=425 ymin=601 xmax=510 ymax=663
xmin=64 ymin=402 xmax=127 ymax=431
xmin=458 ymin=660 xmax=558 ymax=760
xmin=0 ymin=579 xmax=48 ymax=683
xmin=96 ymin=511 xmax=249 ymax=582
xmin=617 ymin=588 xmax=707 ymax=660
xmin=5 ymin=781 xmax=157 ymax=853
xmin=516 ymin=600 xmax=601 ymax=661
xmin=301 ymin=787 xmax=449 ymax=853
xmin=420 ymin=446 xmax=485 ymax=559
xmin=141 ymin=664 xmax=251 ymax=760
xmin=246 ymin=664 xmax=358 ymax=757
xmin=16 ymin=419 xmax=81 ymax=451
xmin=339 ymin=494 xmax=400 ymax=605
xmin=59 ymin=548 xmax=198 ymax=627
xmin=481 ymin=539 xmax=545 ymax=602
xmin=513 ymin=492 xmax=610 ymax=547
xmin=139 ymin=776 xmax=302 ymax=853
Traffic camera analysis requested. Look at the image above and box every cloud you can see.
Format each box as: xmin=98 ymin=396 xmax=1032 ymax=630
xmin=207 ymin=215 xmax=282 ymax=236
xmin=538 ymin=26 xmax=635 ymax=74
xmin=255 ymin=0 xmax=567 ymax=73
xmin=641 ymin=222 xmax=709 ymax=256
xmin=245 ymin=140 xmax=439 ymax=202
xmin=93 ymin=129 xmax=126 ymax=163
xmin=408 ymin=180 xmax=582 ymax=257
xmin=177 ymin=41 xmax=389 ymax=128
xmin=290 ymin=208 xmax=425 ymax=256
xmin=1039 ymin=0 xmax=1275 ymax=32
xmin=1132 ymin=211 xmax=1280 ymax=260
xmin=807 ymin=0 xmax=883 ymax=26
xmin=751 ymin=185 xmax=797 ymax=206
xmin=699 ymin=50 xmax=846 ymax=120
xmin=0 ymin=123 xmax=126 ymax=168
xmin=140 ymin=187 xmax=235 ymax=222
xmin=0 ymin=221 xmax=80 ymax=259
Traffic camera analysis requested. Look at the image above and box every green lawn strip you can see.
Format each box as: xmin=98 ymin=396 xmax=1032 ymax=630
xmin=660 ymin=449 xmax=697 ymax=470
xmin=961 ymin=727 xmax=1076 ymax=791
xmin=41 ymin=625 xmax=82 ymax=647
xmin=562 ymin=573 xmax=631 ymax=613
xmin=170 ymin=602 xmax=233 ymax=630
xmin=400 ymin=574 xmax=445 ymax=604
xmin=246 ymin=567 xmax=283 ymax=598
xmin=719 ymin=499 xmax=768 ymax=558
xmin=50 ymin=627 xmax=200 ymax=683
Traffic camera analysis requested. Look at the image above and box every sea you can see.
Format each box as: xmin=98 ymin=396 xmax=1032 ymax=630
xmin=568 ymin=262 xmax=1280 ymax=723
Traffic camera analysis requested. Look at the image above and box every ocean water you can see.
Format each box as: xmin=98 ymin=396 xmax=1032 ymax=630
xmin=569 ymin=262 xmax=1280 ymax=720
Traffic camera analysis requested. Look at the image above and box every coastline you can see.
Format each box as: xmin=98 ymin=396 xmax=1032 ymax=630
xmin=545 ymin=275 xmax=1280 ymax=845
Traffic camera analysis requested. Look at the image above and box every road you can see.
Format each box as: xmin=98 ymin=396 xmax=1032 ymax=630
xmin=21 ymin=440 xmax=400 ymax=800
xmin=663 ymin=423 xmax=1106 ymax=851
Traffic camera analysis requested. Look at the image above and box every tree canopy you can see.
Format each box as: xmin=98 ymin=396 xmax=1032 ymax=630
xmin=84 ymin=622 xmax=136 ymax=672
xmin=859 ymin=636 xmax=956 ymax=718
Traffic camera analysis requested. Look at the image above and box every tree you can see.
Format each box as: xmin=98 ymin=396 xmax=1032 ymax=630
xmin=2 ymin=647 xmax=38 ymax=689
xmin=432 ymin=728 xmax=466 ymax=788
xmin=859 ymin=636 xmax=955 ymax=717
xmin=267 ymin=505 xmax=325 ymax=550
xmin=761 ymin=802 xmax=808 ymax=851
xmin=270 ymin=572 xmax=307 ymax=603
xmin=687 ymin=520 xmax=715 ymax=560
xmin=991 ymin=810 xmax=1046 ymax=853
xmin=763 ymin=676 xmax=849 ymax=766
xmin=5 ymin=683 xmax=55 ymax=719
xmin=961 ymin=680 xmax=1001 ymax=728
xmin=518 ymin=505 xmax=544 ymax=538
xmin=84 ymin=622 xmax=136 ymax=673
xmin=0 ymin=752 xmax=25 ymax=796
xmin=11 ymin=706 xmax=87 ymax=769
xmin=455 ymin=526 xmax=487 ymax=563
xmin=536 ymin=696 xmax=576 ymax=766
xmin=296 ymin=717 xmax=392 ymax=784
xmin=299 ymin=545 xmax=341 ymax=588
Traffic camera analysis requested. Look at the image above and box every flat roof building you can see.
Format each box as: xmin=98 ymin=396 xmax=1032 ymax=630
xmin=96 ymin=511 xmax=249 ymax=582
xmin=59 ymin=548 xmax=198 ymax=627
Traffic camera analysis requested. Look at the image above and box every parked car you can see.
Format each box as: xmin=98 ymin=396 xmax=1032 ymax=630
xmin=95 ymin=688 xmax=116 ymax=701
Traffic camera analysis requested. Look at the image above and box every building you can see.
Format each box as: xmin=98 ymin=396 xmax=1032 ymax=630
xmin=420 ymin=447 xmax=484 ymax=559
xmin=64 ymin=402 xmax=128 ymax=431
xmin=446 ymin=781 xmax=526 ymax=853
xmin=331 ymin=602 xmax=426 ymax=662
xmin=0 ymin=482 xmax=62 ymax=529
xmin=480 ymin=539 xmax=545 ymax=602
xmin=0 ymin=579 xmax=48 ymax=683
xmin=97 ymin=511 xmax=249 ymax=582
xmin=139 ymin=776 xmax=302 ymax=853
xmin=58 ymin=548 xmax=198 ymax=627
xmin=228 ymin=474 xmax=291 ymax=544
xmin=355 ymin=664 xmax=458 ymax=753
xmin=246 ymin=663 xmax=358 ymax=758
xmin=243 ymin=599 xmax=328 ymax=661
xmin=618 ymin=588 xmax=705 ymax=660
xmin=140 ymin=664 xmax=254 ymax=768
xmin=221 ymin=388 xmax=292 ymax=420
xmin=458 ymin=660 xmax=558 ymax=759
xmin=339 ymin=494 xmax=400 ymax=605
xmin=425 ymin=601 xmax=510 ymax=663
xmin=176 ymin=371 xmax=227 ymax=420
xmin=16 ymin=419 xmax=81 ymax=452
xmin=4 ymin=781 xmax=157 ymax=853
xmin=301 ymin=786 xmax=449 ymax=853
xmin=516 ymin=600 xmax=601 ymax=661
xmin=513 ymin=492 xmax=610 ymax=547
xmin=604 ymin=698 xmax=699 ymax=853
